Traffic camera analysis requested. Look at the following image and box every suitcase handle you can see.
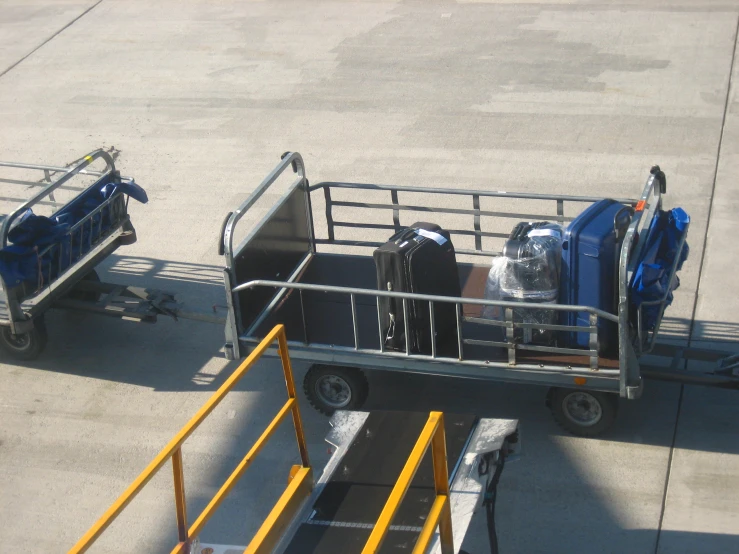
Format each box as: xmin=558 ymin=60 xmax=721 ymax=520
xmin=393 ymin=227 xmax=418 ymax=244
xmin=613 ymin=206 xmax=634 ymax=241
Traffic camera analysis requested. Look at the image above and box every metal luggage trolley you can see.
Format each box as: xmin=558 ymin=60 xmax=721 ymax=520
xmin=220 ymin=152 xmax=739 ymax=437
xmin=0 ymin=149 xmax=227 ymax=361
xmin=0 ymin=149 xmax=141 ymax=359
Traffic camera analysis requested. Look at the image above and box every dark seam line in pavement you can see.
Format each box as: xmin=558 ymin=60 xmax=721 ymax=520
xmin=0 ymin=0 xmax=104 ymax=80
xmin=653 ymin=13 xmax=739 ymax=554
xmin=654 ymin=384 xmax=684 ymax=554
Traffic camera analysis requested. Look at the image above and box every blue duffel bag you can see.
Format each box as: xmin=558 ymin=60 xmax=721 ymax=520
xmin=630 ymin=207 xmax=690 ymax=330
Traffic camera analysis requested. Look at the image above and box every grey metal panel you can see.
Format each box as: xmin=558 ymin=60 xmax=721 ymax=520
xmin=241 ymin=342 xmax=622 ymax=393
xmin=231 ymin=184 xmax=312 ymax=334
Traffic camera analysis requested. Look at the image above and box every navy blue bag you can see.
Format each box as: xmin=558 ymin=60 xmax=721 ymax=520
xmin=0 ymin=210 xmax=70 ymax=287
xmin=630 ymin=207 xmax=689 ymax=331
xmin=0 ymin=179 xmax=148 ymax=289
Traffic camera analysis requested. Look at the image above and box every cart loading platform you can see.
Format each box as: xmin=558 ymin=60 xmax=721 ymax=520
xmin=69 ymin=325 xmax=520 ymax=554
xmin=219 ymin=152 xmax=739 ymax=437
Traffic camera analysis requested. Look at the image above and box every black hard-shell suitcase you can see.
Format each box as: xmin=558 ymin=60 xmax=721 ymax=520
xmin=373 ymin=222 xmax=461 ymax=355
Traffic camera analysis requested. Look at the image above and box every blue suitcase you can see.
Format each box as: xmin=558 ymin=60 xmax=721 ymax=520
xmin=560 ymin=199 xmax=632 ymax=353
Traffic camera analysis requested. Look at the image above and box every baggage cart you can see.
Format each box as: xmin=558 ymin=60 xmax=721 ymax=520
xmin=220 ymin=152 xmax=739 ymax=437
xmin=0 ymin=149 xmax=225 ymax=360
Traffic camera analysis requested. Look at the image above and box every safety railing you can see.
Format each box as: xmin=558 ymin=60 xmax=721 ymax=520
xmin=311 ymin=181 xmax=637 ymax=258
xmin=362 ymin=411 xmax=454 ymax=554
xmin=234 ymin=279 xmax=621 ymax=374
xmin=0 ymin=153 xmax=111 ymax=213
xmin=69 ymin=324 xmax=312 ymax=554
xmin=0 ymin=150 xmax=116 ymax=247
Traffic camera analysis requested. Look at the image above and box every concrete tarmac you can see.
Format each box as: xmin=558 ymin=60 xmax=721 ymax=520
xmin=0 ymin=1 xmax=737 ymax=552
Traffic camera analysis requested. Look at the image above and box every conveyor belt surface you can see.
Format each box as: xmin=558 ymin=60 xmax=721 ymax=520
xmin=283 ymin=411 xmax=477 ymax=554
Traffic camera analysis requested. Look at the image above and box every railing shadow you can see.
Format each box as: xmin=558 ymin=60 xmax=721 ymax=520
xmin=660 ymin=315 xmax=739 ymax=345
xmin=361 ymin=324 xmax=738 ymax=456
xmin=100 ymin=254 xmax=225 ymax=297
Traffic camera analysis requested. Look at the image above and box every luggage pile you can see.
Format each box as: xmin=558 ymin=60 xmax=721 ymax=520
xmin=371 ymin=198 xmax=689 ymax=356
xmin=0 ymin=179 xmax=147 ymax=290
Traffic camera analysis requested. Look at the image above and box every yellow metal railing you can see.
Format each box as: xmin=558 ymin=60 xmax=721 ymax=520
xmin=362 ymin=411 xmax=454 ymax=554
xmin=69 ymin=324 xmax=312 ymax=554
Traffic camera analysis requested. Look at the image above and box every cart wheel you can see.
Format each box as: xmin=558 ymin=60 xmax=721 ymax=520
xmin=548 ymin=387 xmax=618 ymax=437
xmin=0 ymin=318 xmax=48 ymax=361
xmin=67 ymin=270 xmax=101 ymax=303
xmin=303 ymin=364 xmax=369 ymax=416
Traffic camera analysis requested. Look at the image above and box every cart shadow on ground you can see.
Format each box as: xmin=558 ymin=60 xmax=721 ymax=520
xmin=1 ymin=255 xmax=242 ymax=392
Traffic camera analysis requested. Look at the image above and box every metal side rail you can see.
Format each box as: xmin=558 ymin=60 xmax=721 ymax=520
xmin=54 ymin=280 xmax=227 ymax=324
xmin=639 ymin=342 xmax=739 ymax=388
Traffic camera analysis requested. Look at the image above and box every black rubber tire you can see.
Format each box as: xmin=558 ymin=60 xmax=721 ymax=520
xmin=67 ymin=269 xmax=101 ymax=303
xmin=303 ymin=364 xmax=369 ymax=416
xmin=0 ymin=317 xmax=48 ymax=361
xmin=549 ymin=387 xmax=619 ymax=437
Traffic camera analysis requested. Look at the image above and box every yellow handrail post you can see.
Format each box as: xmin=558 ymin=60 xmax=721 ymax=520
xmin=172 ymin=447 xmax=189 ymax=547
xmin=69 ymin=324 xmax=314 ymax=554
xmin=278 ymin=329 xmax=310 ymax=467
xmin=361 ymin=411 xmax=455 ymax=554
xmin=428 ymin=412 xmax=453 ymax=554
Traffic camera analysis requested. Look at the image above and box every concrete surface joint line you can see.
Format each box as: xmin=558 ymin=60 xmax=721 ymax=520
xmin=0 ymin=0 xmax=104 ymax=80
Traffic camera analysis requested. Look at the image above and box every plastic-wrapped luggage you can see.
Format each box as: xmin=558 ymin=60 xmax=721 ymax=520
xmin=483 ymin=222 xmax=563 ymax=344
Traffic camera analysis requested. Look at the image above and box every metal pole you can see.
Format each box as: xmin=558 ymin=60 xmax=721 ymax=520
xmin=403 ymin=298 xmax=411 ymax=355
xmin=351 ymin=293 xmax=359 ymax=350
xmin=172 ymin=448 xmax=188 ymax=545
xmin=429 ymin=301 xmax=437 ymax=358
